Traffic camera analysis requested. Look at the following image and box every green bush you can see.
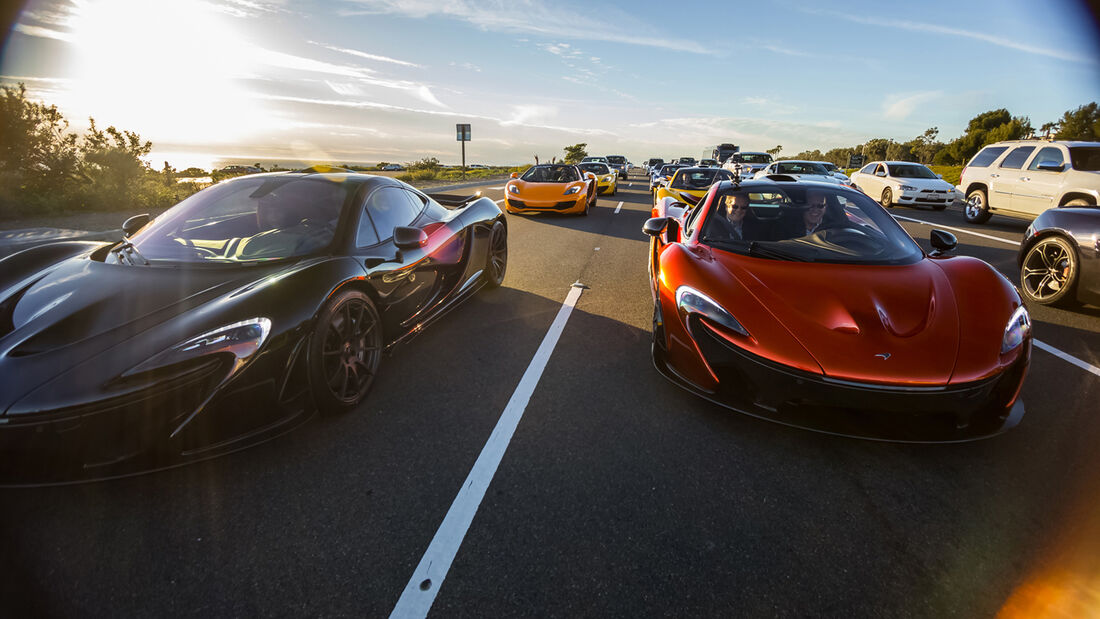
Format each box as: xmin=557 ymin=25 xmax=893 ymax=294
xmin=928 ymin=165 xmax=963 ymax=186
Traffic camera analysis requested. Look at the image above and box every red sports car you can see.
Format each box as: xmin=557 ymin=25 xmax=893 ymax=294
xmin=643 ymin=179 xmax=1031 ymax=442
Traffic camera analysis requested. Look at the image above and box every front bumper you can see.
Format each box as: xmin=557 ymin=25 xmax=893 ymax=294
xmin=897 ymin=189 xmax=963 ymax=207
xmin=505 ymin=196 xmax=586 ymax=214
xmin=657 ymin=316 xmax=1028 ymax=442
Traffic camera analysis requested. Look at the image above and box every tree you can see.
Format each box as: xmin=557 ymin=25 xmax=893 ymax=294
xmin=0 ymin=83 xmax=82 ymax=192
xmin=766 ymin=145 xmax=783 ymax=157
xmin=80 ymin=118 xmax=153 ymax=207
xmin=935 ymin=108 xmax=1032 ymax=165
xmin=1053 ymin=102 xmax=1100 ymax=140
xmin=563 ymin=143 xmax=587 ymax=164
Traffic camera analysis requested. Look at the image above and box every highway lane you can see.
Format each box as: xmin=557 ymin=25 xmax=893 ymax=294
xmin=2 ymin=172 xmax=1098 ymax=617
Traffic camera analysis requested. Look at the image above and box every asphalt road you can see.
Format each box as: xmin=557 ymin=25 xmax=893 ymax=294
xmin=3 ymin=172 xmax=1099 ymax=618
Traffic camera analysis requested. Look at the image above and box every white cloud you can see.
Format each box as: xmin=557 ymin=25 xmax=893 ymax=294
xmin=882 ymin=91 xmax=943 ymax=120
xmin=309 ymin=40 xmax=423 ymax=68
xmin=13 ymin=23 xmax=72 ymax=42
xmin=502 ymin=104 xmax=558 ymax=126
xmin=340 ymin=0 xmax=714 ymax=54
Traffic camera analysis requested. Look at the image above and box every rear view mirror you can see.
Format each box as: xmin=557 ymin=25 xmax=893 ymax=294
xmin=642 ymin=217 xmax=668 ymax=237
xmin=510 ymin=172 xmax=519 ymax=179
xmin=122 ymin=213 xmax=150 ymax=237
xmin=929 ymin=229 xmax=957 ymax=256
xmin=585 ymin=172 xmax=596 ymax=180
xmin=394 ymin=226 xmax=428 ymax=250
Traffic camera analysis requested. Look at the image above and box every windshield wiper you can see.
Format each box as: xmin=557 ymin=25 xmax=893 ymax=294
xmin=747 ymin=242 xmax=812 ymax=262
xmin=112 ymin=241 xmax=150 ymax=266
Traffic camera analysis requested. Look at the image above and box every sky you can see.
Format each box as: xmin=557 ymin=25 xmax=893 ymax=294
xmin=1 ymin=0 xmax=1098 ymax=170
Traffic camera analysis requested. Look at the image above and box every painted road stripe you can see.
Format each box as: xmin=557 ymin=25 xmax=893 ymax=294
xmin=628 ymin=182 xmax=632 ymax=187
xmin=895 ymin=214 xmax=1100 ymax=379
xmin=614 ymin=201 xmax=623 ymax=214
xmin=892 ymin=214 xmax=1020 ymax=246
xmin=489 ymin=185 xmax=506 ymax=190
xmin=493 ymin=199 xmax=504 ymax=204
xmin=390 ymin=283 xmax=586 ymax=618
xmin=1033 ymin=340 xmax=1100 ymax=378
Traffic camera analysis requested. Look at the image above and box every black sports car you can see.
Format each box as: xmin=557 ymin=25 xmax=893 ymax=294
xmin=0 ymin=169 xmax=507 ymax=483
xmin=1018 ymin=207 xmax=1100 ymax=307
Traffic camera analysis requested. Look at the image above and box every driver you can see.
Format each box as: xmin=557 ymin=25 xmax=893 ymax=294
xmin=796 ymin=189 xmax=828 ymax=236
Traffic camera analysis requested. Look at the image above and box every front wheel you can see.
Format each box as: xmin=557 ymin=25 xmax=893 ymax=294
xmin=1020 ymin=236 xmax=1079 ymax=306
xmin=880 ymin=187 xmax=894 ymax=208
xmin=965 ymin=189 xmax=992 ymax=224
xmin=309 ymin=290 xmax=383 ymax=414
xmin=1064 ymin=198 xmax=1092 ymax=207
xmin=485 ymin=220 xmax=507 ymax=287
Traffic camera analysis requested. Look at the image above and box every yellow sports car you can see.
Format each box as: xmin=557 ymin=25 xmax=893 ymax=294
xmin=504 ymin=164 xmax=598 ymax=216
xmin=653 ymin=166 xmax=734 ymax=206
xmin=577 ymin=162 xmax=618 ymax=196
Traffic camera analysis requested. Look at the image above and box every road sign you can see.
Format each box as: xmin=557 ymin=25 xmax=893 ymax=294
xmin=456 ymin=123 xmax=471 ymax=142
xmin=848 ymin=154 xmax=865 ymax=168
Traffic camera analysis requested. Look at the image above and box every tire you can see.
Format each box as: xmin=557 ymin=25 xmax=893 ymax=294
xmin=880 ymin=187 xmax=893 ymax=208
xmin=651 ymin=295 xmax=668 ymax=365
xmin=309 ymin=290 xmax=383 ymax=415
xmin=485 ymin=220 xmax=507 ymax=287
xmin=964 ymin=188 xmax=992 ymax=224
xmin=1020 ymin=236 xmax=1079 ymax=306
xmin=1064 ymin=198 xmax=1091 ymax=207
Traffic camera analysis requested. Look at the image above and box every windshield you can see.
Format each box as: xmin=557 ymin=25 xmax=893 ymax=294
xmin=734 ymin=153 xmax=772 ymax=164
xmin=821 ymin=162 xmax=838 ymax=172
xmin=1069 ymin=147 xmax=1100 ymax=171
xmin=697 ymin=184 xmax=923 ymax=265
xmin=129 ymin=175 xmax=353 ymax=264
xmin=657 ymin=165 xmax=684 ymax=176
xmin=774 ymin=161 xmax=830 ymax=175
xmin=671 ymin=169 xmax=722 ymax=189
xmin=887 ymin=164 xmax=938 ymax=179
xmin=521 ymin=165 xmax=581 ymax=182
xmin=578 ymin=163 xmax=611 ymax=175
xmin=607 ymin=156 xmax=626 ymax=164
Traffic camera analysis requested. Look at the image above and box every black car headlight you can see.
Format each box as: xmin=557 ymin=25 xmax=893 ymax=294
xmin=675 ymin=286 xmax=749 ymax=338
xmin=564 ymin=186 xmax=581 ymax=195
xmin=1001 ymin=306 xmax=1030 ymax=354
xmin=126 ymin=317 xmax=272 ymax=377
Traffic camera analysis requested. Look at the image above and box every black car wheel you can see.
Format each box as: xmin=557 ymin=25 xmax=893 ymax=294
xmin=880 ymin=187 xmax=893 ymax=208
xmin=310 ymin=290 xmax=382 ymax=414
xmin=651 ymin=295 xmax=668 ymax=364
xmin=965 ymin=188 xmax=992 ymax=224
xmin=486 ymin=220 xmax=508 ymax=287
xmin=1021 ymin=236 xmax=1079 ymax=306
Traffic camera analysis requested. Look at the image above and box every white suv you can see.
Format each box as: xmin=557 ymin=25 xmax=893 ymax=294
xmin=958 ymin=140 xmax=1100 ymax=224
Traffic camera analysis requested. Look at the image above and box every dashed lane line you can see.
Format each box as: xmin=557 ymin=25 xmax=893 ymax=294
xmin=892 ymin=214 xmax=1020 ymax=246
xmin=614 ymin=201 xmax=623 ymax=214
xmin=390 ymin=283 xmax=586 ymax=618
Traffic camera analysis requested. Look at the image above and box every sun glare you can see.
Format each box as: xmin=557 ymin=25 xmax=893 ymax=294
xmin=64 ymin=0 xmax=267 ymax=147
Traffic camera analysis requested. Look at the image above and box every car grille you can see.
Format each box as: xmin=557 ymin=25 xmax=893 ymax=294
xmin=506 ymin=199 xmax=526 ymax=208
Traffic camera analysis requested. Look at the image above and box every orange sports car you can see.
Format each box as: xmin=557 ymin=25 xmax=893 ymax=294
xmin=505 ymin=164 xmax=597 ymax=216
xmin=643 ymin=178 xmax=1031 ymax=442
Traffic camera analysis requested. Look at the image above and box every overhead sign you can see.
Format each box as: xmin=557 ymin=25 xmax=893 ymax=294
xmin=456 ymin=123 xmax=471 ymax=142
xmin=848 ymin=154 xmax=865 ymax=168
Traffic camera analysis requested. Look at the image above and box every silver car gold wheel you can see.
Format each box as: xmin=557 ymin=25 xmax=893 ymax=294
xmin=1021 ymin=236 xmax=1078 ymax=306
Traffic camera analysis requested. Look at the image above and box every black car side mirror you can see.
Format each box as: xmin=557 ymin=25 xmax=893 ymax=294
xmin=122 ymin=213 xmax=150 ymax=237
xmin=642 ymin=217 xmax=668 ymax=236
xmin=929 ymin=229 xmax=957 ymax=256
xmin=394 ymin=226 xmax=428 ymax=250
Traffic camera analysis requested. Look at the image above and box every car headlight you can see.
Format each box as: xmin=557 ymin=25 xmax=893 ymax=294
xmin=898 ymin=184 xmax=917 ymax=191
xmin=508 ymin=184 xmax=519 ymax=194
xmin=675 ymin=286 xmax=749 ymax=338
xmin=1001 ymin=306 xmax=1031 ymax=354
xmin=565 ymin=186 xmax=581 ymax=195
xmin=126 ymin=317 xmax=273 ymax=377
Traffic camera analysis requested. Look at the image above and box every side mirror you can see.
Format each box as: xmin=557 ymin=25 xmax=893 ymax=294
xmin=585 ymin=172 xmax=596 ymax=180
xmin=122 ymin=213 xmax=150 ymax=237
xmin=510 ymin=172 xmax=519 ymax=179
xmin=642 ymin=217 xmax=668 ymax=237
xmin=1037 ymin=162 xmax=1065 ymax=172
xmin=936 ymin=173 xmax=944 ymax=179
xmin=929 ymin=229 xmax=957 ymax=256
xmin=875 ymin=170 xmax=886 ymax=177
xmin=394 ymin=226 xmax=428 ymax=250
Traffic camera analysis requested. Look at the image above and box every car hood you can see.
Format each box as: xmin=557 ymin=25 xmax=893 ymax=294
xmin=511 ymin=180 xmax=585 ymax=200
xmin=712 ymin=253 xmax=961 ymax=385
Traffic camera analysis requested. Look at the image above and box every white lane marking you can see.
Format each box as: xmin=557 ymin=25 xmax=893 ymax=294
xmin=489 ymin=186 xmax=506 ymax=190
xmin=390 ymin=284 xmax=586 ymax=619
xmin=894 ymin=215 xmax=1100 ymax=379
xmin=892 ymin=214 xmax=1020 ymax=246
xmin=1033 ymin=340 xmax=1100 ymax=378
xmin=614 ymin=201 xmax=623 ymax=214
xmin=493 ymin=199 xmax=504 ymax=204
xmin=628 ymin=183 xmax=633 ymax=187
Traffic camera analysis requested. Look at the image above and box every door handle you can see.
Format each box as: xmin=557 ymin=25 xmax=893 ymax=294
xmin=1020 ymin=177 xmax=1030 ymax=181
xmin=990 ymin=173 xmax=999 ymax=178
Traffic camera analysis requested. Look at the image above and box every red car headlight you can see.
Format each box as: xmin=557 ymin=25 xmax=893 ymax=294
xmin=675 ymin=286 xmax=750 ymax=338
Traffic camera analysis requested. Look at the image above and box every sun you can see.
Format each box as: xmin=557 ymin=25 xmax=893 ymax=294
xmin=64 ymin=0 xmax=268 ymax=147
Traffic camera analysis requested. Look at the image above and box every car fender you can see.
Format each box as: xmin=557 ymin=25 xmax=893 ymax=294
xmin=0 ymin=241 xmax=107 ymax=299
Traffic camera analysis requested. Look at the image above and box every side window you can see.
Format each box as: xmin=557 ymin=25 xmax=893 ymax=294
xmin=1028 ymin=147 xmax=1065 ymax=171
xmin=968 ymin=145 xmax=1010 ymax=167
xmin=365 ymin=187 xmax=421 ymax=240
xmin=859 ymin=163 xmax=876 ymax=174
xmin=999 ymin=146 xmax=1036 ymax=169
xmin=355 ymin=208 xmax=380 ymax=247
xmin=875 ymin=164 xmax=886 ymax=176
xmin=683 ymin=203 xmax=706 ymax=238
xmin=401 ymin=189 xmax=428 ymax=221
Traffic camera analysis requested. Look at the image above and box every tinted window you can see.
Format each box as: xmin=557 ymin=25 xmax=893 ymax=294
xmin=1028 ymin=147 xmax=1065 ymax=171
xmin=366 ymin=187 xmax=421 ymax=239
xmin=887 ymin=164 xmax=938 ymax=179
xmin=968 ymin=146 xmax=1009 ymax=167
xmin=607 ymin=156 xmax=626 ymax=164
xmin=1000 ymin=146 xmax=1036 ymax=169
xmin=671 ymin=169 xmax=721 ymax=189
xmin=859 ymin=164 xmax=876 ymax=174
xmin=1069 ymin=147 xmax=1100 ymax=171
xmin=683 ymin=203 xmax=706 ymax=238
xmin=355 ymin=209 xmax=380 ymax=247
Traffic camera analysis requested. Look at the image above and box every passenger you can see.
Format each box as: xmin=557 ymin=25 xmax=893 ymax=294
xmin=710 ymin=193 xmax=760 ymax=241
xmin=793 ymin=189 xmax=828 ymax=236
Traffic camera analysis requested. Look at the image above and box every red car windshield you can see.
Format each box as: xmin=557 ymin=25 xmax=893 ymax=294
xmin=697 ymin=184 xmax=924 ymax=265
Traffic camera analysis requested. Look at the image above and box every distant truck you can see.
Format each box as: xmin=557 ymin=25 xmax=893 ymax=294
xmin=707 ymin=143 xmax=740 ymax=164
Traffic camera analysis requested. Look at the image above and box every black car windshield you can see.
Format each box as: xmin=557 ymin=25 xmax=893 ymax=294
xmin=578 ymin=163 xmax=611 ymax=175
xmin=1069 ymin=147 xmax=1100 ymax=171
xmin=671 ymin=169 xmax=722 ymax=189
xmin=129 ymin=175 xmax=354 ymax=264
xmin=607 ymin=156 xmax=626 ymax=164
xmin=821 ymin=162 xmax=838 ymax=171
xmin=657 ymin=165 xmax=684 ymax=176
xmin=774 ymin=161 xmax=830 ymax=175
xmin=697 ymin=184 xmax=923 ymax=265
xmin=887 ymin=164 xmax=938 ymax=179
xmin=521 ymin=165 xmax=581 ymax=182
xmin=734 ymin=153 xmax=772 ymax=164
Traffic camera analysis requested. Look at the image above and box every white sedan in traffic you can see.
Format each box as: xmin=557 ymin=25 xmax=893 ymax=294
xmin=850 ymin=161 xmax=962 ymax=210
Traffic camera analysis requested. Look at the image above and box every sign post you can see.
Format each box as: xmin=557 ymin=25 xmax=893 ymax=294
xmin=456 ymin=123 xmax=471 ymax=180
